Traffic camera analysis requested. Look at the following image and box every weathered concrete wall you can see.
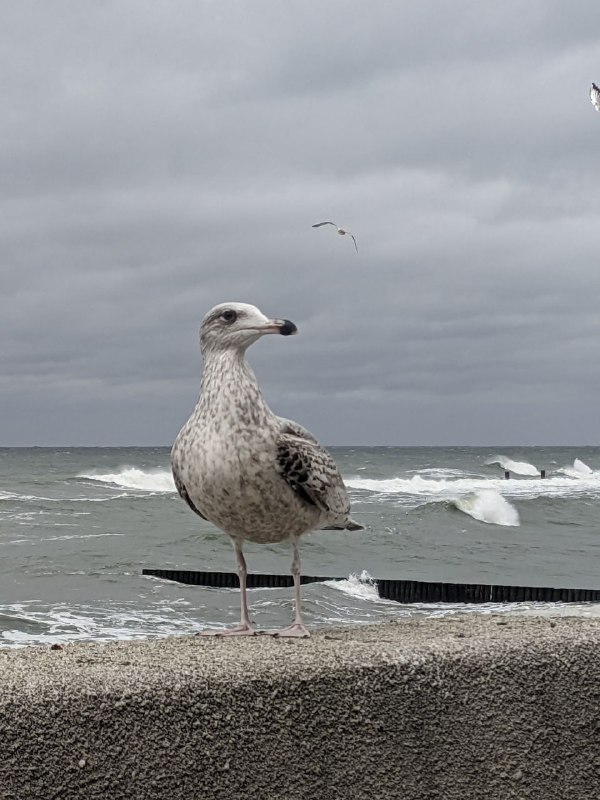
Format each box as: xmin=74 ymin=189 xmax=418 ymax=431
xmin=1 ymin=616 xmax=599 ymax=800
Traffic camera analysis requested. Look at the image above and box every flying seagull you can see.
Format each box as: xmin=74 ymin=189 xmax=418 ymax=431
xmin=171 ymin=302 xmax=363 ymax=638
xmin=591 ymin=82 xmax=600 ymax=112
xmin=312 ymin=221 xmax=358 ymax=253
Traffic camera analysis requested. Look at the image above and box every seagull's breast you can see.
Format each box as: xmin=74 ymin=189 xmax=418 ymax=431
xmin=173 ymin=413 xmax=319 ymax=542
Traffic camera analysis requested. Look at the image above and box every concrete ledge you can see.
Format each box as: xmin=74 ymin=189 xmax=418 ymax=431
xmin=1 ymin=616 xmax=599 ymax=799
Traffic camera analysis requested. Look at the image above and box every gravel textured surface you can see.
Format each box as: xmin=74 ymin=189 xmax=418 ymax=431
xmin=1 ymin=615 xmax=599 ymax=799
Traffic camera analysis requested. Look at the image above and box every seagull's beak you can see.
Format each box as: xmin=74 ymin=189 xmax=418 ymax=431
xmin=258 ymin=319 xmax=298 ymax=336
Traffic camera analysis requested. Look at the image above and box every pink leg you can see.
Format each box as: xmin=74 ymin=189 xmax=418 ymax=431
xmin=200 ymin=540 xmax=256 ymax=636
xmin=269 ymin=541 xmax=310 ymax=638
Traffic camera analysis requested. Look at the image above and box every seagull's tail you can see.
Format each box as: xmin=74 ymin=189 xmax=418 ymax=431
xmin=320 ymin=518 xmax=365 ymax=531
xmin=346 ymin=518 xmax=365 ymax=531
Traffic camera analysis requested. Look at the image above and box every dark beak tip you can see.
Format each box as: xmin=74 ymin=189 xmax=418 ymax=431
xmin=279 ymin=319 xmax=297 ymax=336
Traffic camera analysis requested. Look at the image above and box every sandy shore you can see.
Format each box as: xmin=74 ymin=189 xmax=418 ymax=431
xmin=1 ymin=615 xmax=599 ymax=799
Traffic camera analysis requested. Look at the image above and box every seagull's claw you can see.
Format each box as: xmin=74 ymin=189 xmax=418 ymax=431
xmin=267 ymin=623 xmax=310 ymax=639
xmin=199 ymin=623 xmax=257 ymax=637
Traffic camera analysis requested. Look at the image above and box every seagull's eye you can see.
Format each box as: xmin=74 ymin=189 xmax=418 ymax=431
xmin=220 ymin=309 xmax=237 ymax=324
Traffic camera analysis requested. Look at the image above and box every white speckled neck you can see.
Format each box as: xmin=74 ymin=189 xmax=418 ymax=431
xmin=197 ymin=348 xmax=272 ymax=428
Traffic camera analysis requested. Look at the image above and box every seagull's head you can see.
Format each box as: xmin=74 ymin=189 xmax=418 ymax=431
xmin=200 ymin=302 xmax=297 ymax=354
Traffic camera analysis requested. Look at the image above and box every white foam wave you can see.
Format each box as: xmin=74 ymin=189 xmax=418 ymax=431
xmin=71 ymin=494 xmax=133 ymax=502
xmin=346 ymin=472 xmax=600 ymax=502
xmin=324 ymin=571 xmax=395 ymax=603
xmin=484 ymin=455 xmax=540 ymax=476
xmin=0 ymin=492 xmax=63 ymax=502
xmin=453 ymin=489 xmax=519 ymax=526
xmin=79 ymin=467 xmax=176 ymax=493
xmin=1 ymin=592 xmax=599 ymax=648
xmin=408 ymin=467 xmax=469 ymax=478
xmin=43 ymin=532 xmax=125 ymax=542
xmin=557 ymin=458 xmax=595 ymax=479
xmin=0 ymin=604 xmax=206 ymax=647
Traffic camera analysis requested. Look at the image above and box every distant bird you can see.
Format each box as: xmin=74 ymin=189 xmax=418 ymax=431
xmin=312 ymin=221 xmax=358 ymax=253
xmin=591 ymin=82 xmax=600 ymax=112
xmin=171 ymin=302 xmax=363 ymax=638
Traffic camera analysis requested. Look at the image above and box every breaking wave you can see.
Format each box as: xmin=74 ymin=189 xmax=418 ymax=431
xmin=324 ymin=571 xmax=393 ymax=602
xmin=557 ymin=458 xmax=595 ymax=478
xmin=452 ymin=489 xmax=519 ymax=526
xmin=346 ymin=468 xmax=600 ymax=505
xmin=78 ymin=468 xmax=176 ymax=493
xmin=484 ymin=455 xmax=540 ymax=476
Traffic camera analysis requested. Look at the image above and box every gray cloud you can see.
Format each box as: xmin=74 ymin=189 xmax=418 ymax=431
xmin=2 ymin=0 xmax=600 ymax=446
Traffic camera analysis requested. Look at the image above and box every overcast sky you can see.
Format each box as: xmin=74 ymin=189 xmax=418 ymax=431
xmin=2 ymin=1 xmax=600 ymax=447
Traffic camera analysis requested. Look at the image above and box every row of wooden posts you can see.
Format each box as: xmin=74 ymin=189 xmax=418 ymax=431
xmin=142 ymin=569 xmax=600 ymax=604
xmin=504 ymin=470 xmax=546 ymax=479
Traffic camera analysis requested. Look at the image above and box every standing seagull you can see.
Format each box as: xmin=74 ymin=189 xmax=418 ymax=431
xmin=591 ymin=82 xmax=600 ymax=112
xmin=312 ymin=221 xmax=358 ymax=253
xmin=171 ymin=302 xmax=363 ymax=638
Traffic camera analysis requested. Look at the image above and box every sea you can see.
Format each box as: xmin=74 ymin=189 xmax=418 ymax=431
xmin=1 ymin=445 xmax=599 ymax=648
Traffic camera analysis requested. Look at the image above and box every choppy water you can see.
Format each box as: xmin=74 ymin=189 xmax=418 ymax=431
xmin=1 ymin=445 xmax=599 ymax=647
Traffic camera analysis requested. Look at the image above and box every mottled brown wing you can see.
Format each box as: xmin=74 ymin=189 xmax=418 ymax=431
xmin=276 ymin=432 xmax=351 ymax=519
